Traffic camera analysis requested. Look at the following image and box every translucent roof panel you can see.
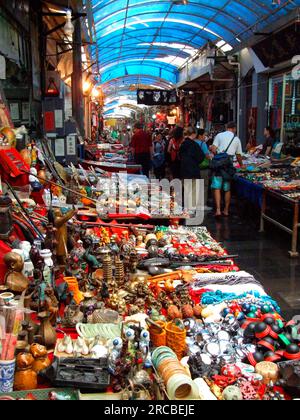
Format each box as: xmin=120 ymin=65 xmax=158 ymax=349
xmin=91 ymin=0 xmax=300 ymax=113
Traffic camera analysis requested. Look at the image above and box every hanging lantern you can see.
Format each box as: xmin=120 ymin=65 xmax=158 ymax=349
xmin=45 ymin=77 xmax=60 ymax=97
xmin=64 ymin=10 xmax=74 ymax=36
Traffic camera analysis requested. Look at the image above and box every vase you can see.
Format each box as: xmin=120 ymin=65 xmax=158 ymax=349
xmin=40 ymin=249 xmax=53 ymax=286
xmin=37 ymin=311 xmax=57 ymax=350
xmin=0 ymin=359 xmax=15 ymax=393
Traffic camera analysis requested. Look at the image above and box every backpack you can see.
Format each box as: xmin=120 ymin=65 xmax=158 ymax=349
xmin=152 ymin=141 xmax=165 ymax=168
xmin=210 ymin=134 xmax=237 ymax=181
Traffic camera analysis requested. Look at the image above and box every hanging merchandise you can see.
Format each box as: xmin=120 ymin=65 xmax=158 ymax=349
xmin=137 ymin=90 xmax=180 ymax=106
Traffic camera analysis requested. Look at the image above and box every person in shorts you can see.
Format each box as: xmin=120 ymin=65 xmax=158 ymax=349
xmin=211 ymin=122 xmax=244 ymax=217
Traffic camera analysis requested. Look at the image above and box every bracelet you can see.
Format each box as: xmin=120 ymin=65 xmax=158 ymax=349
xmin=167 ymin=374 xmax=196 ymax=400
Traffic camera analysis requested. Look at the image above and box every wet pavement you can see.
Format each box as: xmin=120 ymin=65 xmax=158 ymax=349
xmin=203 ymin=200 xmax=300 ymax=320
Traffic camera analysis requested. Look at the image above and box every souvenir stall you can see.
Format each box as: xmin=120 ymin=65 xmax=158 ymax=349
xmin=235 ymin=159 xmax=300 ymax=257
xmin=0 ymin=126 xmax=299 ymax=401
xmin=82 ymin=143 xmax=142 ymax=175
xmin=0 ymin=195 xmax=300 ymax=400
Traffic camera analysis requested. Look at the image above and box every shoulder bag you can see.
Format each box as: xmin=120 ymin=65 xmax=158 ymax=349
xmin=209 ymin=134 xmax=237 ymax=181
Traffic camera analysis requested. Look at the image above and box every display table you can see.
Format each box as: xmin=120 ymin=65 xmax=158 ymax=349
xmin=259 ymin=188 xmax=300 ymax=258
xmin=80 ymin=159 xmax=142 ymax=174
xmin=235 ymin=176 xmax=264 ymax=208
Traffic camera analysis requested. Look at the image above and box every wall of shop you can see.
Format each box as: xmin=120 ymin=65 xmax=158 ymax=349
xmin=0 ymin=1 xmax=43 ymax=134
xmin=238 ymin=48 xmax=269 ymax=148
xmin=238 ymin=16 xmax=300 ymax=149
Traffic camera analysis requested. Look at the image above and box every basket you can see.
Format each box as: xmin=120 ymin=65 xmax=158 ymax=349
xmin=165 ymin=321 xmax=187 ymax=360
xmin=149 ymin=321 xmax=167 ymax=348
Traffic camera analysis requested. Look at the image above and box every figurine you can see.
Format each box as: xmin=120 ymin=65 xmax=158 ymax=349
xmin=120 ymin=236 xmax=132 ymax=257
xmin=129 ymin=251 xmax=138 ymax=273
xmin=40 ymin=249 xmax=54 ymax=286
xmin=109 ymin=337 xmax=123 ymax=374
xmin=110 ymin=235 xmax=120 ymax=262
xmin=37 ymin=311 xmax=57 ymax=350
xmin=82 ymin=238 xmax=100 ymax=270
xmin=73 ymin=337 xmax=89 ymax=356
xmin=100 ymin=227 xmax=110 ymax=245
xmin=139 ymin=330 xmax=150 ymax=363
xmin=100 ymin=280 xmax=110 ymax=300
xmin=128 ymin=235 xmax=137 ymax=248
xmin=14 ymin=353 xmax=38 ymax=391
xmin=0 ymin=196 xmax=13 ymax=240
xmin=62 ymin=305 xmax=84 ymax=328
xmin=57 ymin=335 xmax=74 ymax=354
xmin=30 ymin=343 xmax=51 ymax=374
xmin=44 ymin=224 xmax=58 ymax=261
xmin=147 ymin=243 xmax=159 ymax=259
xmin=136 ymin=235 xmax=146 ymax=250
xmin=44 ymin=286 xmax=59 ymax=326
xmin=4 ymin=252 xmax=29 ymax=293
xmin=30 ymin=243 xmax=42 ymax=268
xmin=53 ymin=208 xmax=77 ymax=264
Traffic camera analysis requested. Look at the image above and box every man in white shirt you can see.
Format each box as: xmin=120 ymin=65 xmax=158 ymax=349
xmin=211 ymin=122 xmax=244 ymax=217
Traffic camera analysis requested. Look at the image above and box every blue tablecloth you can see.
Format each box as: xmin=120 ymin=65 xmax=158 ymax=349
xmin=234 ymin=176 xmax=263 ymax=208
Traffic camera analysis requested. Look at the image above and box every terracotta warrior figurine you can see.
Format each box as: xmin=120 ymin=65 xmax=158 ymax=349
xmin=53 ymin=208 xmax=77 ymax=264
xmin=4 ymin=252 xmax=29 ymax=293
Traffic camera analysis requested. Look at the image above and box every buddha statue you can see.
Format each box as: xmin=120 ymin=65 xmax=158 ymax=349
xmin=4 ymin=252 xmax=29 ymax=293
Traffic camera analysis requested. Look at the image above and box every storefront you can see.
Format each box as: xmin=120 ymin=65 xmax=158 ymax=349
xmin=177 ymin=45 xmax=236 ymax=134
xmin=269 ymin=72 xmax=300 ymax=145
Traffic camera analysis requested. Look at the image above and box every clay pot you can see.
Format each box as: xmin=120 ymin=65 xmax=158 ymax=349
xmin=14 ymin=353 xmax=37 ymax=391
xmin=37 ymin=311 xmax=57 ymax=350
xmin=30 ymin=344 xmax=51 ymax=373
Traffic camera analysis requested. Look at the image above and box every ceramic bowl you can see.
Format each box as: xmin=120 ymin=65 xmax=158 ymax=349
xmin=0 ymin=292 xmax=14 ymax=304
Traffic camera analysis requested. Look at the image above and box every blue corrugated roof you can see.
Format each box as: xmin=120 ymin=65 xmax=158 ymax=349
xmin=91 ymin=0 xmax=299 ymax=116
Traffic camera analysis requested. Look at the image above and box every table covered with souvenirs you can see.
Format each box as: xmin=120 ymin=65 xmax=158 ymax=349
xmin=235 ymin=157 xmax=300 ymax=257
xmin=82 ymin=143 xmax=142 ymax=174
xmin=0 ymin=129 xmax=300 ymax=401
